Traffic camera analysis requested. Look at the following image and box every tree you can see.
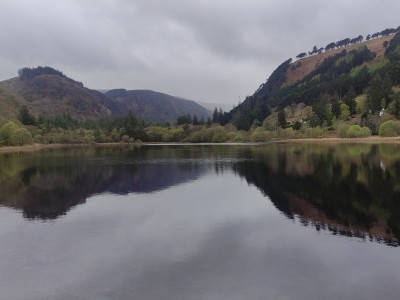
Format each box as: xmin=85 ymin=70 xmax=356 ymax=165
xmin=293 ymin=121 xmax=302 ymax=130
xmin=383 ymin=41 xmax=389 ymax=48
xmin=212 ymin=107 xmax=219 ymax=123
xmin=0 ymin=121 xmax=18 ymax=146
xmin=309 ymin=114 xmax=321 ymax=127
xmin=277 ymin=109 xmax=286 ymax=128
xmin=344 ymin=87 xmax=357 ymax=115
xmin=368 ymin=74 xmax=392 ymax=113
xmin=192 ymin=115 xmax=199 ymax=125
xmin=296 ymin=52 xmax=307 ymax=59
xmin=18 ymin=105 xmax=36 ymax=125
xmin=325 ymin=42 xmax=336 ymax=51
xmin=331 ymin=98 xmax=341 ymax=119
xmin=340 ymin=104 xmax=350 ymax=120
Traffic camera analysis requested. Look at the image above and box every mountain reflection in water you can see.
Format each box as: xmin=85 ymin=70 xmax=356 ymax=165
xmin=1 ymin=143 xmax=400 ymax=246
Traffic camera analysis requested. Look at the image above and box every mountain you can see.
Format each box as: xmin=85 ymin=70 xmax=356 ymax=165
xmin=105 ymin=89 xmax=210 ymax=124
xmin=226 ymin=28 xmax=400 ymax=131
xmin=0 ymin=67 xmax=120 ymax=121
xmin=196 ymin=101 xmax=234 ymax=113
xmin=0 ymin=67 xmax=210 ymax=125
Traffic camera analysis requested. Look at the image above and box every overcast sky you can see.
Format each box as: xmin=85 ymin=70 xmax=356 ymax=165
xmin=0 ymin=0 xmax=399 ymax=104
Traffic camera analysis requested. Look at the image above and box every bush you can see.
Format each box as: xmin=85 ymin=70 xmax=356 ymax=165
xmin=305 ymin=127 xmax=323 ymax=138
xmin=14 ymin=128 xmax=34 ymax=145
xmin=0 ymin=122 xmax=34 ymax=146
xmin=0 ymin=122 xmax=18 ymax=145
xmin=379 ymin=120 xmax=400 ymax=137
xmin=211 ymin=127 xmax=228 ymax=143
xmin=346 ymin=125 xmax=371 ymax=138
xmin=250 ymin=128 xmax=268 ymax=142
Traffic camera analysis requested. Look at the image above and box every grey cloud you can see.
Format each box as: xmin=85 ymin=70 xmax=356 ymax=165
xmin=1 ymin=0 xmax=399 ymax=104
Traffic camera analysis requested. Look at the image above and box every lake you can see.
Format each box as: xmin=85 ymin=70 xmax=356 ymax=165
xmin=0 ymin=143 xmax=400 ymax=300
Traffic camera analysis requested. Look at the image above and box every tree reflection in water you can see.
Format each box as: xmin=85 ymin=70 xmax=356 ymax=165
xmin=1 ymin=143 xmax=400 ymax=246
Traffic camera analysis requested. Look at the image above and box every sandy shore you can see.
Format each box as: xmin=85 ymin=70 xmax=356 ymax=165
xmin=275 ymin=136 xmax=400 ymax=144
xmin=1 ymin=137 xmax=400 ymax=154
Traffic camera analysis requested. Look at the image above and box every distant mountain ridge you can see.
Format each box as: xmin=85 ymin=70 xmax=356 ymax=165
xmin=105 ymin=89 xmax=210 ymax=124
xmin=0 ymin=68 xmax=210 ymax=124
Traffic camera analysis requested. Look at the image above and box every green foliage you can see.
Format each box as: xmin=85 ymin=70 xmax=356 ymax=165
xmin=369 ymin=59 xmax=389 ymax=74
xmin=345 ymin=125 xmax=371 ymax=138
xmin=331 ymin=97 xmax=341 ymax=118
xmin=250 ymin=128 xmax=268 ymax=142
xmin=361 ymin=114 xmax=380 ymax=135
xmin=309 ymin=114 xmax=321 ymax=127
xmin=18 ymin=66 xmax=65 ymax=80
xmin=344 ymin=87 xmax=357 ymax=115
xmin=0 ymin=121 xmax=33 ymax=146
xmin=305 ymin=127 xmax=323 ymax=138
xmin=18 ymin=106 xmax=36 ymax=125
xmin=367 ymin=74 xmax=392 ymax=113
xmin=211 ymin=127 xmax=228 ymax=143
xmin=293 ymin=121 xmax=302 ymax=130
xmin=0 ymin=122 xmax=18 ymax=145
xmin=379 ymin=120 xmax=400 ymax=137
xmin=385 ymin=32 xmax=400 ymax=57
xmin=340 ymin=103 xmax=350 ymax=120
xmin=277 ymin=109 xmax=286 ymax=128
xmin=337 ymin=124 xmax=350 ymax=138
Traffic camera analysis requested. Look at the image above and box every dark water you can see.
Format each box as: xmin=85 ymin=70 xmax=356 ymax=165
xmin=1 ymin=143 xmax=400 ymax=300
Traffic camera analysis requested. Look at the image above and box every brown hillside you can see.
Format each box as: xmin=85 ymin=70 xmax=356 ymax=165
xmin=0 ymin=75 xmax=117 ymax=120
xmin=286 ymin=35 xmax=393 ymax=84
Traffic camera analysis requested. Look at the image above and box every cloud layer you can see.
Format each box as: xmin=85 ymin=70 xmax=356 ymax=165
xmin=1 ymin=0 xmax=399 ymax=104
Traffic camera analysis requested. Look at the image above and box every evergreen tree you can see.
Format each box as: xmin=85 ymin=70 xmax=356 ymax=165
xmin=277 ymin=109 xmax=286 ymax=128
xmin=18 ymin=105 xmax=36 ymax=125
xmin=344 ymin=87 xmax=357 ymax=115
xmin=332 ymin=97 xmax=341 ymax=118
xmin=368 ymin=75 xmax=392 ymax=113
xmin=212 ymin=107 xmax=219 ymax=123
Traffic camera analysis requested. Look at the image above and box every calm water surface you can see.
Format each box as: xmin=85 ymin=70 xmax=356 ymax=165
xmin=0 ymin=143 xmax=400 ymax=300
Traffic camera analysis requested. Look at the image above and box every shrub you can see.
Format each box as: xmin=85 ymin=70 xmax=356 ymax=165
xmin=305 ymin=127 xmax=323 ymax=138
xmin=379 ymin=120 xmax=400 ymax=137
xmin=211 ymin=127 xmax=228 ymax=143
xmin=0 ymin=122 xmax=18 ymax=145
xmin=346 ymin=125 xmax=371 ymax=138
xmin=14 ymin=128 xmax=33 ymax=145
xmin=250 ymin=128 xmax=268 ymax=142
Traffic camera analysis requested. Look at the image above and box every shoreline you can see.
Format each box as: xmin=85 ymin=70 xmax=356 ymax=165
xmin=2 ymin=137 xmax=400 ymax=153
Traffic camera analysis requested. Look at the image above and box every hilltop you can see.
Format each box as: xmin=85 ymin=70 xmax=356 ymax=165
xmin=0 ymin=67 xmax=119 ymax=121
xmin=286 ymin=35 xmax=393 ymax=84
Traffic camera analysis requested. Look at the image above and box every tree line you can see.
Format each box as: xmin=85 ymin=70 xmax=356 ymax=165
xmin=296 ymin=26 xmax=400 ymax=60
xmin=18 ymin=66 xmax=65 ymax=80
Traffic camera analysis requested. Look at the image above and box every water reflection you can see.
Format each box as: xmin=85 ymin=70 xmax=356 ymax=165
xmin=231 ymin=143 xmax=400 ymax=247
xmin=1 ymin=143 xmax=400 ymax=246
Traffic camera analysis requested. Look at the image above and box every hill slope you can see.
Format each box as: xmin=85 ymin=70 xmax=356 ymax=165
xmin=287 ymin=35 xmax=393 ymax=84
xmin=0 ymin=68 xmax=211 ymax=124
xmin=226 ymin=29 xmax=400 ymax=131
xmin=0 ymin=70 xmax=119 ymax=121
xmin=105 ymin=89 xmax=210 ymax=124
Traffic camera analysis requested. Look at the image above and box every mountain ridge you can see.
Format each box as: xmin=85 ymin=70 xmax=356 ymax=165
xmin=105 ymin=89 xmax=210 ymax=124
xmin=0 ymin=69 xmax=210 ymax=124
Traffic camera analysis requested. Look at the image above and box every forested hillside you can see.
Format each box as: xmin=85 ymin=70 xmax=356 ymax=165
xmin=105 ymin=89 xmax=210 ymax=124
xmin=226 ymin=27 xmax=400 ymax=136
